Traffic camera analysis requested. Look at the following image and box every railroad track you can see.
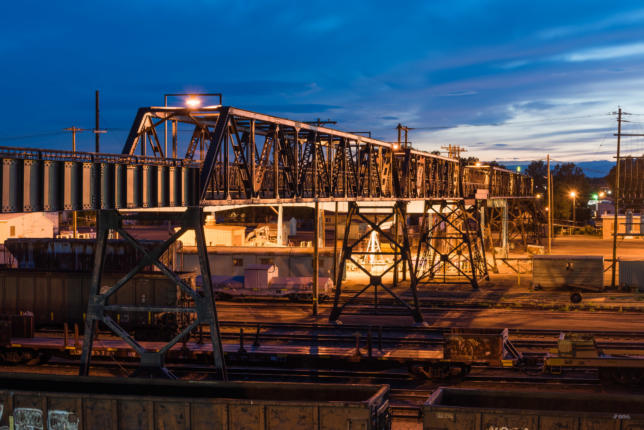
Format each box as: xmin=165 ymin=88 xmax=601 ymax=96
xmin=38 ymin=321 xmax=644 ymax=351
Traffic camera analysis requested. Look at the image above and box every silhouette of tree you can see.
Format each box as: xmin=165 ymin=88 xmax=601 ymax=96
xmin=525 ymin=160 xmax=547 ymax=194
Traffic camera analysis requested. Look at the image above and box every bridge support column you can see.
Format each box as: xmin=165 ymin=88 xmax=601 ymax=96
xmin=329 ymin=201 xmax=424 ymax=324
xmin=414 ymin=199 xmax=488 ymax=288
xmin=485 ymin=198 xmax=544 ymax=252
xmin=79 ymin=207 xmax=226 ymax=380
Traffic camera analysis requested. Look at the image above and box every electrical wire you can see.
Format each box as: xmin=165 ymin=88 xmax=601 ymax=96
xmin=0 ymin=131 xmax=67 ymax=142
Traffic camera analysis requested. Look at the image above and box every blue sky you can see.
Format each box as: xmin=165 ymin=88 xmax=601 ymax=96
xmin=2 ymin=1 xmax=644 ymax=165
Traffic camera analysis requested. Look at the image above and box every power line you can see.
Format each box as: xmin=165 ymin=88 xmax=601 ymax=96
xmin=0 ymin=131 xmax=67 ymax=142
xmin=409 ymin=114 xmax=611 ymax=130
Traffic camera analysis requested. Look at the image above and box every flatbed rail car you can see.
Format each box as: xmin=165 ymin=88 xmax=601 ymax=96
xmin=0 ymin=328 xmax=511 ymax=379
xmin=0 ymin=372 xmax=391 ymax=430
xmin=544 ymin=332 xmax=644 ymax=385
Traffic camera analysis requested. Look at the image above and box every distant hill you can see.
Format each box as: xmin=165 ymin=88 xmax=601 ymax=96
xmin=499 ymin=160 xmax=615 ymax=178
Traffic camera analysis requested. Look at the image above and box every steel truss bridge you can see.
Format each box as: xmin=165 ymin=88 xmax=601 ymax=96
xmin=0 ymin=105 xmax=535 ymax=379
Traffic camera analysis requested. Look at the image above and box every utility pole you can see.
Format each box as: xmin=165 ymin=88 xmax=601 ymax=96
xmin=94 ymin=91 xmax=101 ymax=152
xmin=610 ymin=108 xmax=643 ymax=288
xmin=610 ymin=108 xmax=623 ymax=289
xmin=64 ymin=126 xmax=88 ymax=239
xmin=63 ymin=126 xmax=87 ymax=153
xmin=547 ymin=154 xmax=552 ymax=253
xmin=441 ymin=144 xmax=467 ymax=159
xmin=397 ymin=124 xmax=413 ymax=149
xmin=304 ymin=119 xmax=337 ymax=127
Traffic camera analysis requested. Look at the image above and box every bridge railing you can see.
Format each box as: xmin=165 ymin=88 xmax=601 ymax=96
xmin=0 ymin=145 xmax=195 ymax=167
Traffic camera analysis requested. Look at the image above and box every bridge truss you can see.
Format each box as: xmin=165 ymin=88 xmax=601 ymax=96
xmin=0 ymin=105 xmax=535 ymax=375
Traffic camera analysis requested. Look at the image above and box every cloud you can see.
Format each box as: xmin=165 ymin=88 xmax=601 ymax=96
xmin=441 ymin=90 xmax=478 ymax=97
xmin=561 ymin=42 xmax=644 ymax=62
xmin=537 ymin=9 xmax=644 ymax=40
xmin=245 ymin=103 xmax=341 ymax=114
xmin=499 ymin=60 xmax=529 ymax=69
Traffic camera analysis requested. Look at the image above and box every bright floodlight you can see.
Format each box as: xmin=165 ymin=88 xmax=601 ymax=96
xmin=475 ymin=161 xmax=482 ymax=167
xmin=185 ymin=97 xmax=202 ymax=108
xmin=392 ymin=143 xmax=400 ymax=150
xmin=569 ymin=191 xmax=576 ymax=198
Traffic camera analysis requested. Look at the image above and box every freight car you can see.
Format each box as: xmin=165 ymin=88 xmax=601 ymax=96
xmin=424 ymin=387 xmax=644 ymax=429
xmin=0 ymin=323 xmax=511 ymax=379
xmin=544 ymin=332 xmax=644 ymax=385
xmin=0 ymin=269 xmax=179 ymax=337
xmin=187 ymin=264 xmax=333 ymax=301
xmin=0 ymin=373 xmax=391 ymax=430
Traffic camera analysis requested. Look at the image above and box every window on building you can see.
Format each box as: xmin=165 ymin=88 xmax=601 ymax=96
xmin=260 ymin=258 xmax=273 ymax=265
xmin=9 ymin=226 xmax=15 ymax=237
xmin=233 ymin=258 xmax=243 ymax=266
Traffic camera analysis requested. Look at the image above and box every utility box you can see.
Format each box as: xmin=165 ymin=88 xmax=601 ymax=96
xmin=244 ymin=264 xmax=278 ymax=290
xmin=532 ymin=255 xmax=604 ymax=291
xmin=620 ymin=260 xmax=644 ymax=292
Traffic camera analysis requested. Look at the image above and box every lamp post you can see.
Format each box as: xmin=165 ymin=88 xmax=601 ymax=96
xmin=569 ymin=191 xmax=577 ymax=224
xmin=163 ymin=92 xmax=223 ymax=158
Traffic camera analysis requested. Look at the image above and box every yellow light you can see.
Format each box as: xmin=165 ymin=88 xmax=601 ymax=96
xmin=185 ymin=96 xmax=202 ymax=108
xmin=392 ymin=143 xmax=400 ymax=150
xmin=475 ymin=161 xmax=482 ymax=167
xmin=599 ymin=191 xmax=606 ymax=198
xmin=536 ymin=193 xmax=542 ymax=199
xmin=569 ymin=191 xmax=576 ymax=198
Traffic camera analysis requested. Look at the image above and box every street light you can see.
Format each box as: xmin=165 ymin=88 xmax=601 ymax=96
xmin=569 ymin=191 xmax=577 ymax=224
xmin=163 ymin=92 xmax=223 ymax=158
xmin=592 ymin=193 xmax=601 ymax=217
xmin=185 ymin=96 xmax=202 ymax=108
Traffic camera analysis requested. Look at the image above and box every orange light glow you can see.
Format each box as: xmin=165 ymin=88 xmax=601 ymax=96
xmin=185 ymin=97 xmax=202 ymax=108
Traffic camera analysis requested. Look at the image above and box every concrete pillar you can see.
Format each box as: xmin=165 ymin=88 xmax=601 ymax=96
xmin=276 ymin=205 xmax=283 ymax=245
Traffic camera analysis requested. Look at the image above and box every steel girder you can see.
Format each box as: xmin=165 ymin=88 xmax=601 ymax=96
xmin=463 ymin=166 xmax=534 ymax=198
xmin=620 ymin=156 xmax=644 ymax=208
xmin=79 ymin=208 xmax=226 ymax=379
xmin=484 ymin=198 xmax=545 ymax=252
xmin=0 ymin=106 xmax=534 ymax=213
xmin=120 ymin=106 xmax=533 ymax=203
xmin=414 ymin=200 xmax=488 ymax=288
xmin=329 ymin=201 xmax=424 ymax=323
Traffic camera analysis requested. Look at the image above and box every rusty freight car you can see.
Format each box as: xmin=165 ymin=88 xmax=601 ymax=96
xmin=0 ymin=270 xmax=177 ymax=329
xmin=0 ymin=372 xmax=390 ymax=430
xmin=423 ymin=387 xmax=644 ymax=429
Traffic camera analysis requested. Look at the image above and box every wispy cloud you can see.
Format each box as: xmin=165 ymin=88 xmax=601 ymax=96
xmin=538 ymin=9 xmax=644 ymax=40
xmin=561 ymin=42 xmax=644 ymax=62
